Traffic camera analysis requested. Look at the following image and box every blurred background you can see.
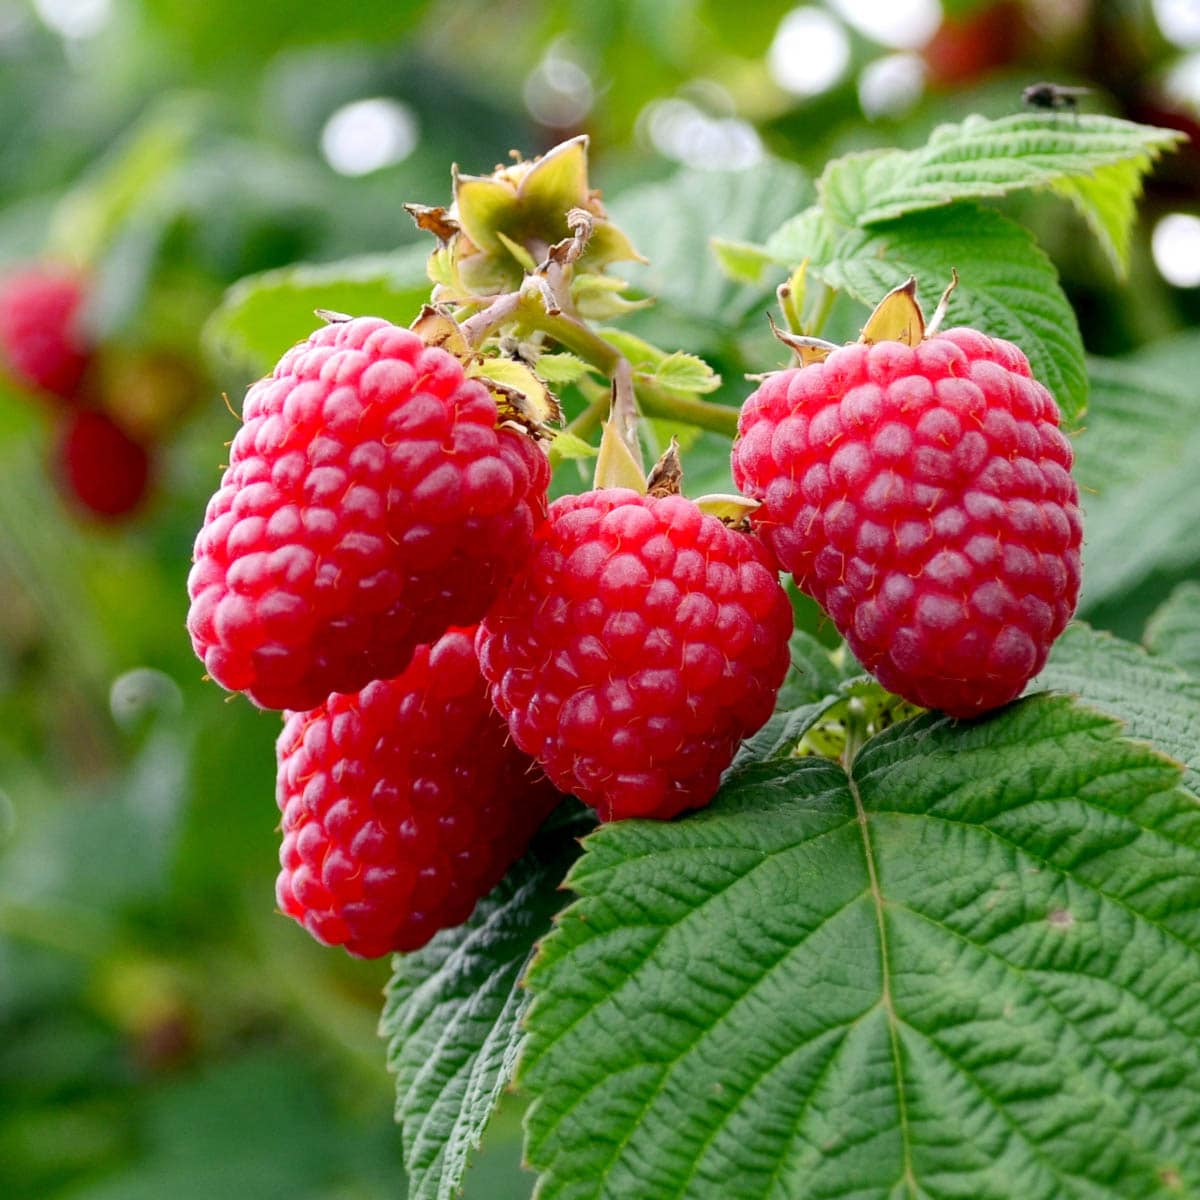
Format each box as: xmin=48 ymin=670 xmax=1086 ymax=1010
xmin=1 ymin=1 xmax=1198 ymax=1196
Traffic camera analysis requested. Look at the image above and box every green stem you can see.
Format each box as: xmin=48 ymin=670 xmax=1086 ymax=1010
xmin=635 ymin=381 xmax=740 ymax=437
xmin=459 ymin=289 xmax=741 ymax=442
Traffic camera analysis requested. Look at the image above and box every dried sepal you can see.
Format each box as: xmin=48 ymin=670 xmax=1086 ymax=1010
xmin=645 ymin=438 xmax=683 ymax=497
xmin=410 ymin=305 xmax=471 ymax=358
xmin=767 ymin=313 xmax=839 ymax=365
xmin=403 ymin=203 xmax=459 ymax=243
xmin=468 ymin=356 xmax=564 ymax=436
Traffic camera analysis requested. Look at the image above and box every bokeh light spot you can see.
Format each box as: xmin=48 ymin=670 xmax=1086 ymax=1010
xmin=829 ymin=0 xmax=942 ymax=50
xmin=1155 ymin=0 xmax=1200 ymax=48
xmin=33 ymin=0 xmax=111 ymax=39
xmin=524 ymin=50 xmax=594 ymax=128
xmin=768 ymin=7 xmax=851 ymax=97
xmin=1152 ymin=213 xmax=1200 ymax=287
xmin=320 ymin=98 xmax=419 ymax=177
xmin=858 ymin=53 xmax=926 ymax=118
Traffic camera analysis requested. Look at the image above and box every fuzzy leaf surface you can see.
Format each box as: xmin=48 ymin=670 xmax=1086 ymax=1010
xmin=818 ymin=113 xmax=1181 ymax=271
xmin=1146 ymin=584 xmax=1200 ymax=680
xmin=381 ymin=816 xmax=585 ymax=1200
xmin=521 ymin=694 xmax=1200 ymax=1199
xmin=767 ymin=203 xmax=1087 ymax=421
xmin=1073 ymin=357 xmax=1200 ymax=612
xmin=1037 ymin=622 xmax=1200 ymax=796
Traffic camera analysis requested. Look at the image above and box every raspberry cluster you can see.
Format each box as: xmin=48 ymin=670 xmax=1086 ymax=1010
xmin=732 ymin=328 xmax=1082 ymax=716
xmin=188 ymin=296 xmax=1083 ymax=959
xmin=0 ymin=264 xmax=156 ymax=519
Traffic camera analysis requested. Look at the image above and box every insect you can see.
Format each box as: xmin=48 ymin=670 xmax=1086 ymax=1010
xmin=1022 ymin=82 xmax=1091 ymax=112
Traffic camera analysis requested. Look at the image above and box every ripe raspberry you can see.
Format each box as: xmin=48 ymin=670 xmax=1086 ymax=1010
xmin=0 ymin=265 xmax=91 ymax=400
xmin=186 ymin=317 xmax=550 ymax=712
xmin=56 ymin=408 xmax=151 ymax=519
xmin=275 ymin=627 xmax=561 ymax=958
xmin=732 ymin=328 xmax=1083 ymax=717
xmin=476 ymin=488 xmax=794 ymax=821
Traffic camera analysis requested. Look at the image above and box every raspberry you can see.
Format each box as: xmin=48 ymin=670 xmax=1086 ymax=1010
xmin=476 ymin=488 xmax=794 ymax=821
xmin=275 ymin=627 xmax=561 ymax=958
xmin=186 ymin=317 xmax=550 ymax=711
xmin=0 ymin=265 xmax=91 ymax=400
xmin=731 ymin=328 xmax=1083 ymax=717
xmin=56 ymin=408 xmax=151 ymax=519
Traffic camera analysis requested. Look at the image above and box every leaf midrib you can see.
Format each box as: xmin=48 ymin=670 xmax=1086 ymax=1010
xmin=849 ymin=764 xmax=917 ymax=1200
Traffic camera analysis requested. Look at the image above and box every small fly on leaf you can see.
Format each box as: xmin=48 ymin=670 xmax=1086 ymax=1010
xmin=1022 ymin=81 xmax=1091 ymax=112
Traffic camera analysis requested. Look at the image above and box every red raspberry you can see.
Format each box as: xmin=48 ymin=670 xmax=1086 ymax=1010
xmin=186 ymin=317 xmax=550 ymax=711
xmin=56 ymin=408 xmax=151 ymax=519
xmin=476 ymin=488 xmax=794 ymax=821
xmin=732 ymin=328 xmax=1083 ymax=717
xmin=275 ymin=627 xmax=561 ymax=958
xmin=0 ymin=265 xmax=91 ymax=400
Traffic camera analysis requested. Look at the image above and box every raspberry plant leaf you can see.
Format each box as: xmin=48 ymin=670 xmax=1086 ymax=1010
xmin=1037 ymin=621 xmax=1200 ymax=796
xmin=380 ymin=812 xmax=588 ymax=1200
xmin=203 ymin=247 xmax=430 ymax=373
xmin=611 ymin=161 xmax=812 ymax=332
xmin=767 ymin=202 xmax=1088 ymax=421
xmin=1145 ymin=584 xmax=1200 ymax=680
xmin=817 ymin=113 xmax=1183 ymax=273
xmin=1072 ymin=358 xmax=1200 ymax=613
xmin=520 ymin=694 xmax=1200 ymax=1199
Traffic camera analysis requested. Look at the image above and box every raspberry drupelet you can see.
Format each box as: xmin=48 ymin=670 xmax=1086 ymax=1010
xmin=275 ymin=627 xmax=561 ymax=958
xmin=732 ymin=328 xmax=1083 ymax=717
xmin=186 ymin=317 xmax=551 ymax=711
xmin=476 ymin=488 xmax=794 ymax=821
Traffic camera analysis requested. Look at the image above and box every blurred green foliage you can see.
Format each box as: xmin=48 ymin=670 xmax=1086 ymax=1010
xmin=1 ymin=0 xmax=1198 ymax=1196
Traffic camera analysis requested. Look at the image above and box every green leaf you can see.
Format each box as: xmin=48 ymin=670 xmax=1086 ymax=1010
xmin=535 ymin=353 xmax=594 ymax=386
xmin=548 ymin=431 xmax=598 ymax=462
xmin=1048 ymin=158 xmax=1148 ymax=276
xmin=819 ymin=113 xmax=1182 ymax=272
xmin=1036 ymin=621 xmax=1200 ymax=796
xmin=611 ymin=160 xmax=812 ymax=326
xmin=521 ymin=694 xmax=1200 ymax=1199
xmin=651 ymin=352 xmax=721 ymax=394
xmin=1073 ymin=357 xmax=1200 ymax=612
xmin=709 ymin=237 xmax=776 ymax=285
xmin=769 ymin=203 xmax=1088 ymax=422
xmin=1146 ymin=584 xmax=1200 ymax=680
xmin=381 ymin=816 xmax=586 ymax=1200
xmin=203 ymin=247 xmax=431 ymax=375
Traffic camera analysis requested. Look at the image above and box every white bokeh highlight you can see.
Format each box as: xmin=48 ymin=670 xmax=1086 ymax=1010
xmin=768 ymin=7 xmax=851 ymax=97
xmin=33 ymin=0 xmax=111 ymax=39
xmin=320 ymin=98 xmax=419 ymax=177
xmin=1153 ymin=213 xmax=1200 ymax=287
xmin=829 ymin=0 xmax=942 ymax=50
xmin=858 ymin=52 xmax=926 ymax=119
xmin=1155 ymin=0 xmax=1200 ymax=48
xmin=524 ymin=49 xmax=594 ymax=128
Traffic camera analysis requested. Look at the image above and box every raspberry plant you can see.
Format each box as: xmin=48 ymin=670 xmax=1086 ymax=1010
xmin=194 ymin=115 xmax=1200 ymax=1199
